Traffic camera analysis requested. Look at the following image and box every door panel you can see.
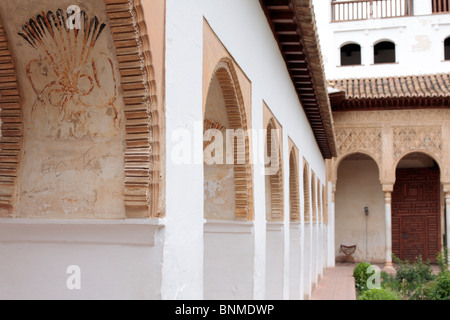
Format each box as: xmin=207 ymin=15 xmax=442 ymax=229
xmin=392 ymin=168 xmax=440 ymax=262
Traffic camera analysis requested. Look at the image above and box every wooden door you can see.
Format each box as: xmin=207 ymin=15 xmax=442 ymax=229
xmin=392 ymin=168 xmax=440 ymax=262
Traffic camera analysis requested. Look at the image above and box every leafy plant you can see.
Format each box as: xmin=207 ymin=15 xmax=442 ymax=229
xmin=380 ymin=271 xmax=401 ymax=293
xmin=393 ymin=255 xmax=435 ymax=293
xmin=430 ymin=271 xmax=450 ymax=300
xmin=353 ymin=262 xmax=372 ymax=293
xmin=358 ymin=288 xmax=400 ymax=300
xmin=437 ymin=248 xmax=449 ymax=274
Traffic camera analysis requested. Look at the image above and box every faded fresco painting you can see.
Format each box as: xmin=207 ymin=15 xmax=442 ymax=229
xmin=19 ymin=8 xmax=120 ymax=139
xmin=0 ymin=1 xmax=126 ymax=218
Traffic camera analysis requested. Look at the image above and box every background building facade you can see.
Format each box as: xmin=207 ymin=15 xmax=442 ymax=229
xmin=313 ymin=0 xmax=450 ymax=268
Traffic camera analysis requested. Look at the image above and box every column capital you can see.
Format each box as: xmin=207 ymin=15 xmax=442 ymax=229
xmin=381 ymin=182 xmax=394 ymax=193
xmin=443 ymin=184 xmax=450 ymax=204
xmin=443 ymin=183 xmax=450 ymax=194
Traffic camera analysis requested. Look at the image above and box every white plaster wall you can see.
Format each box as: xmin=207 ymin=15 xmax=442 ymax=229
xmin=201 ymin=0 xmax=328 ymax=300
xmin=303 ymin=223 xmax=312 ymax=298
xmin=312 ymin=0 xmax=450 ymax=80
xmin=328 ymin=182 xmax=336 ymax=267
xmin=162 ymin=0 xmax=205 ymax=300
xmin=0 ymin=220 xmax=164 ymax=300
xmin=203 ymin=221 xmax=254 ymax=300
xmin=335 ymin=160 xmax=386 ymax=263
xmin=289 ymin=223 xmax=302 ymax=300
xmin=265 ymin=223 xmax=284 ymax=300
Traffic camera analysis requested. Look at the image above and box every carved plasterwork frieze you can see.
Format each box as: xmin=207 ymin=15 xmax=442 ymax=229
xmin=393 ymin=126 xmax=442 ymax=161
xmin=335 ymin=127 xmax=382 ymax=161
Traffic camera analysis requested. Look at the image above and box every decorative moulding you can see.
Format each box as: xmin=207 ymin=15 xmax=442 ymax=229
xmin=203 ymin=220 xmax=254 ymax=234
xmin=0 ymin=218 xmax=165 ymax=246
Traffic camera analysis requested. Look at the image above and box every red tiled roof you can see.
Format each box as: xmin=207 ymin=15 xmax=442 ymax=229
xmin=328 ymin=74 xmax=450 ymax=110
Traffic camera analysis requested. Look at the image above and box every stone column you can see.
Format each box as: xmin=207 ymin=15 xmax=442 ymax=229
xmin=383 ymin=184 xmax=395 ymax=271
xmin=444 ymin=184 xmax=450 ymax=264
xmin=327 ymin=182 xmax=336 ymax=268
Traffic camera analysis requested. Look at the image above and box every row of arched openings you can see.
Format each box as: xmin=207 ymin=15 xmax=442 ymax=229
xmin=203 ymin=58 xmax=326 ymax=224
xmin=341 ymin=36 xmax=450 ymax=66
xmin=341 ymin=40 xmax=396 ymax=66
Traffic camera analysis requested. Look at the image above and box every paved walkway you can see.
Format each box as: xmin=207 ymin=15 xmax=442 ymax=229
xmin=310 ymin=263 xmax=357 ymax=300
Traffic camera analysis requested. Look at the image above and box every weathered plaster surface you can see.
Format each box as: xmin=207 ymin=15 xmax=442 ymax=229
xmin=0 ymin=0 xmax=126 ymax=218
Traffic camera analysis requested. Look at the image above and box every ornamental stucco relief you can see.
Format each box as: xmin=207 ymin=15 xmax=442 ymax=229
xmin=393 ymin=126 xmax=443 ymax=161
xmin=335 ymin=127 xmax=382 ymax=161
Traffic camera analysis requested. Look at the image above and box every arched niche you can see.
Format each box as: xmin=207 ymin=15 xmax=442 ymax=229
xmin=289 ymin=147 xmax=300 ymax=222
xmin=203 ymin=58 xmax=253 ymax=221
xmin=265 ymin=117 xmax=284 ymax=222
xmin=0 ymin=0 xmax=164 ymax=219
xmin=303 ymin=160 xmax=311 ymax=222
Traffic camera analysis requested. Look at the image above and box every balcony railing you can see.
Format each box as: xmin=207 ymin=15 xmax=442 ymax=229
xmin=432 ymin=0 xmax=450 ymax=13
xmin=331 ymin=0 xmax=414 ymax=22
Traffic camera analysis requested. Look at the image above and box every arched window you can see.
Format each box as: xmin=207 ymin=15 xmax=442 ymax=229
xmin=374 ymin=41 xmax=396 ymax=64
xmin=340 ymin=43 xmax=361 ymax=66
xmin=445 ymin=37 xmax=450 ymax=61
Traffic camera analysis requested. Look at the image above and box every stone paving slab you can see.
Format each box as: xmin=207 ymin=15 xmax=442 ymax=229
xmin=309 ymin=263 xmax=357 ymax=300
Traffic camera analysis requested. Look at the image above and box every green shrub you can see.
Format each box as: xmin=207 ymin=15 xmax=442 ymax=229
xmin=394 ymin=255 xmax=435 ymax=292
xmin=380 ymin=271 xmax=401 ymax=293
xmin=430 ymin=271 xmax=450 ymax=300
xmin=437 ymin=248 xmax=449 ymax=274
xmin=409 ymin=280 xmax=436 ymax=300
xmin=353 ymin=262 xmax=372 ymax=293
xmin=358 ymin=288 xmax=400 ymax=300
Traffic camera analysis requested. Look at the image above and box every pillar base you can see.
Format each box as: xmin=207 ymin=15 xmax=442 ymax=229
xmin=383 ymin=262 xmax=396 ymax=273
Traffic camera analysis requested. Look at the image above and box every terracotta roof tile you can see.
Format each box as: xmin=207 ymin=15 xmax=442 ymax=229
xmin=329 ymin=74 xmax=450 ymax=99
xmin=328 ymin=74 xmax=450 ymax=110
